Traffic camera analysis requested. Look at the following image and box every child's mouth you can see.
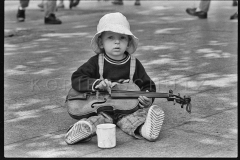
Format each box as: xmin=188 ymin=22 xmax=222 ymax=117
xmin=113 ymin=47 xmax=120 ymax=50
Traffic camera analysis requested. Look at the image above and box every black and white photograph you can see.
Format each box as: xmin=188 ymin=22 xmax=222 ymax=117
xmin=4 ymin=0 xmax=238 ymax=157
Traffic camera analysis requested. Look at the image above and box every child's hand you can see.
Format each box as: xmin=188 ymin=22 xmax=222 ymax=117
xmin=95 ymin=79 xmax=113 ymax=94
xmin=138 ymin=90 xmax=152 ymax=108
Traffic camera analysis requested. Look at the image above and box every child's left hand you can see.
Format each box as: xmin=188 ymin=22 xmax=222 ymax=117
xmin=138 ymin=90 xmax=152 ymax=108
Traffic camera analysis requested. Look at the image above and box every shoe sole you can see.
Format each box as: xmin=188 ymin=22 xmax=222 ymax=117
xmin=17 ymin=19 xmax=25 ymax=22
xmin=65 ymin=121 xmax=92 ymax=144
xmin=45 ymin=23 xmax=62 ymax=25
xmin=145 ymin=105 xmax=164 ymax=141
xmin=198 ymin=15 xmax=207 ymax=19
xmin=112 ymin=2 xmax=123 ymax=5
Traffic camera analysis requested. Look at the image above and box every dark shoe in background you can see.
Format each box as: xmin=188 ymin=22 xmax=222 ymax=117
xmin=73 ymin=0 xmax=80 ymax=7
xmin=112 ymin=0 xmax=123 ymax=5
xmin=186 ymin=8 xmax=207 ymax=19
xmin=134 ymin=0 xmax=141 ymax=6
xmin=44 ymin=13 xmax=62 ymax=24
xmin=186 ymin=8 xmax=196 ymax=15
xmin=69 ymin=0 xmax=80 ymax=9
xmin=16 ymin=9 xmax=25 ymax=22
xmin=69 ymin=0 xmax=74 ymax=9
xmin=232 ymin=1 xmax=238 ymax=6
xmin=195 ymin=11 xmax=207 ymax=19
xmin=230 ymin=12 xmax=238 ymax=20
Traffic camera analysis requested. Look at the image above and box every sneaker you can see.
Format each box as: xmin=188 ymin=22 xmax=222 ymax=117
xmin=186 ymin=8 xmax=207 ymax=19
xmin=44 ymin=13 xmax=62 ymax=24
xmin=16 ymin=8 xmax=25 ymax=22
xmin=65 ymin=120 xmax=93 ymax=144
xmin=140 ymin=105 xmax=164 ymax=141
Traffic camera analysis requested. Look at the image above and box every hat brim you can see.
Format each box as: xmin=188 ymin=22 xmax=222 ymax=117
xmin=90 ymin=24 xmax=139 ymax=54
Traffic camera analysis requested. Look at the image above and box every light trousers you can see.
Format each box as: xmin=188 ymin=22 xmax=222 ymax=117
xmin=80 ymin=108 xmax=148 ymax=139
xmin=19 ymin=0 xmax=57 ymax=17
xmin=199 ymin=0 xmax=211 ymax=12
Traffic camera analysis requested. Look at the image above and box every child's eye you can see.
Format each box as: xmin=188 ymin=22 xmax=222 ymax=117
xmin=108 ymin=36 xmax=113 ymax=39
xmin=121 ymin=36 xmax=127 ymax=40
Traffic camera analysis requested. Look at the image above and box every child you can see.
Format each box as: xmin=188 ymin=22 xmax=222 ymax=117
xmin=65 ymin=12 xmax=165 ymax=144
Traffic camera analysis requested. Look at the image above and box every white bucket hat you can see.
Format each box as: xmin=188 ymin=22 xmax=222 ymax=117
xmin=90 ymin=12 xmax=139 ymax=54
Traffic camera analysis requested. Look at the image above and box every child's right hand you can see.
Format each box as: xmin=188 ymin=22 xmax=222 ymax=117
xmin=95 ymin=79 xmax=114 ymax=94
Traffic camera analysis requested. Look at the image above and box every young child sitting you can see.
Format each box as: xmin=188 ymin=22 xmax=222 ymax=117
xmin=65 ymin=12 xmax=165 ymax=144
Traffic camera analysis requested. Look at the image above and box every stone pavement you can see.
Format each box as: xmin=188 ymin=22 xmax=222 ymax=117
xmin=4 ymin=0 xmax=238 ymax=157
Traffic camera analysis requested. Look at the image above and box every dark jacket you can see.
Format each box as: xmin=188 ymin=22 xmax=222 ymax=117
xmin=71 ymin=53 xmax=156 ymax=93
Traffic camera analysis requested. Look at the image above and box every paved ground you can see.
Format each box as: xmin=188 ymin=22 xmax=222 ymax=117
xmin=4 ymin=0 xmax=238 ymax=157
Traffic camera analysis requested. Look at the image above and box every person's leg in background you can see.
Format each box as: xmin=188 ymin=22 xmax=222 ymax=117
xmin=38 ymin=0 xmax=44 ymax=10
xmin=198 ymin=0 xmax=211 ymax=13
xmin=57 ymin=0 xmax=65 ymax=9
xmin=230 ymin=0 xmax=238 ymax=19
xmin=186 ymin=0 xmax=210 ymax=19
xmin=17 ymin=0 xmax=30 ymax=22
xmin=44 ymin=0 xmax=62 ymax=24
xmin=39 ymin=0 xmax=65 ymax=11
xmin=19 ymin=0 xmax=30 ymax=8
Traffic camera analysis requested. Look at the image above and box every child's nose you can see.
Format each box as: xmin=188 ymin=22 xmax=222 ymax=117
xmin=115 ymin=38 xmax=120 ymax=43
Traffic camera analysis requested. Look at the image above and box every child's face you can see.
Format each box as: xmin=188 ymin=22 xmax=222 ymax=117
xmin=100 ymin=31 xmax=129 ymax=59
